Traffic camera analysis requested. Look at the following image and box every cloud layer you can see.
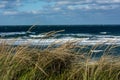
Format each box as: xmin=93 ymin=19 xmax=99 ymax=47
xmin=0 ymin=0 xmax=120 ymax=25
xmin=0 ymin=0 xmax=120 ymax=15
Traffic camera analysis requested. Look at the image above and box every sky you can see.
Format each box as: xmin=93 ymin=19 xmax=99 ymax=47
xmin=0 ymin=0 xmax=120 ymax=25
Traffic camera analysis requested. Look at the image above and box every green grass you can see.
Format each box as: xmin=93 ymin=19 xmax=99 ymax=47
xmin=0 ymin=41 xmax=120 ymax=80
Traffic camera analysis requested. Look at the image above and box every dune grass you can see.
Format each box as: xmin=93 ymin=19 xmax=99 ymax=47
xmin=0 ymin=39 xmax=120 ymax=80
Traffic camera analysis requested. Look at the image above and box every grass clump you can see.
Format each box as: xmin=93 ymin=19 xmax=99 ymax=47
xmin=0 ymin=41 xmax=120 ymax=80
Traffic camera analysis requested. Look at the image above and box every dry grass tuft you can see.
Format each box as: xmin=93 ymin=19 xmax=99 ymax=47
xmin=0 ymin=30 xmax=120 ymax=80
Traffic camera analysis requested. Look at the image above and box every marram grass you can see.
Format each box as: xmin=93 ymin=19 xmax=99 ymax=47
xmin=0 ymin=41 xmax=120 ymax=80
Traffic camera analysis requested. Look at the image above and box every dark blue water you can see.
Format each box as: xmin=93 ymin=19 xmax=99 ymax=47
xmin=0 ymin=25 xmax=120 ymax=38
xmin=0 ymin=25 xmax=120 ymax=35
xmin=0 ymin=25 xmax=120 ymax=57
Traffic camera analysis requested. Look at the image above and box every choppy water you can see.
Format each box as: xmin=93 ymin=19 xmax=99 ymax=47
xmin=0 ymin=25 xmax=120 ymax=56
xmin=0 ymin=25 xmax=120 ymax=45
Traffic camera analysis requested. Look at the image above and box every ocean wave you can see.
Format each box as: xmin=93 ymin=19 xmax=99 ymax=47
xmin=1 ymin=32 xmax=120 ymax=39
xmin=0 ymin=37 xmax=120 ymax=46
xmin=0 ymin=32 xmax=35 ymax=38
xmin=0 ymin=32 xmax=120 ymax=46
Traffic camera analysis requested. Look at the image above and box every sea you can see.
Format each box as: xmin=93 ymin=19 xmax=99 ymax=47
xmin=0 ymin=25 xmax=120 ymax=57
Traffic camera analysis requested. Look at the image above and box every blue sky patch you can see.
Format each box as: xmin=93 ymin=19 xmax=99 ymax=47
xmin=0 ymin=0 xmax=120 ymax=25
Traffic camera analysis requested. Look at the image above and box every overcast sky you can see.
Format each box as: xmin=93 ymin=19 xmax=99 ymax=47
xmin=0 ymin=0 xmax=120 ymax=25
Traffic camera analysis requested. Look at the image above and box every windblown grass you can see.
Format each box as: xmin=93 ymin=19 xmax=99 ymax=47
xmin=0 ymin=28 xmax=120 ymax=80
xmin=0 ymin=40 xmax=120 ymax=80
